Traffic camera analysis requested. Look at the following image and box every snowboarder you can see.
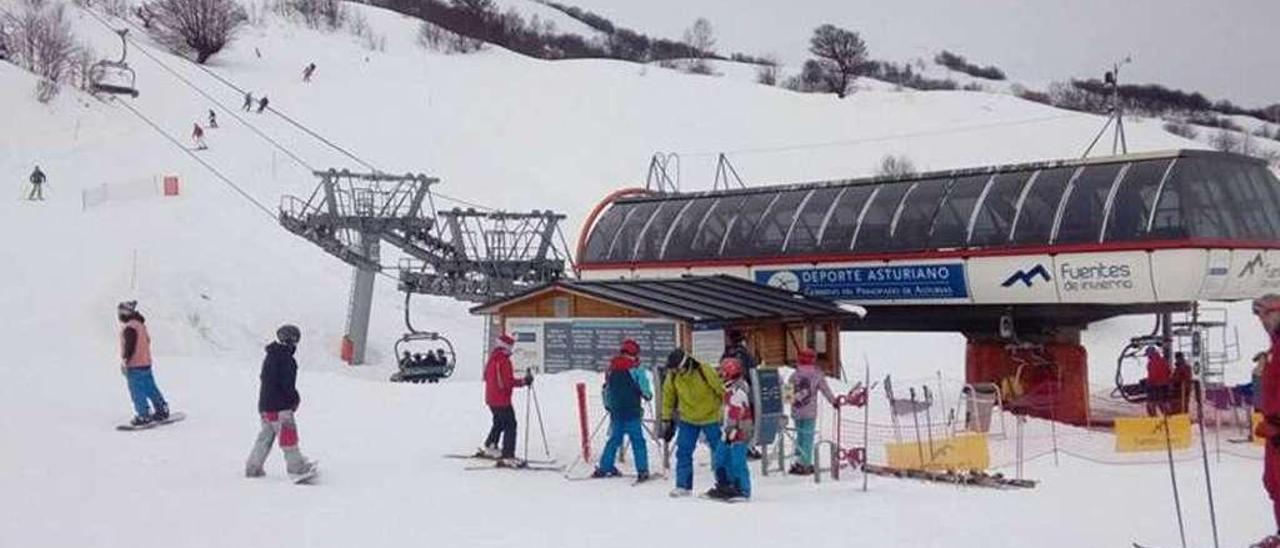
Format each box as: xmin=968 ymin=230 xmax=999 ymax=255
xmin=592 ymin=339 xmax=653 ymax=480
xmin=256 ymin=96 xmax=269 ymax=114
xmin=478 ymin=334 xmax=532 ymax=466
xmin=207 ymin=109 xmax=218 ymax=129
xmin=192 ymin=123 xmax=207 ymax=150
xmin=1253 ymin=294 xmax=1280 ymax=548
xmin=785 ymin=348 xmax=838 ymax=475
xmin=245 ymin=325 xmax=316 ymax=481
xmin=118 ymin=301 xmax=169 ymax=427
xmin=722 ymin=329 xmax=762 ymax=459
xmin=1145 ymin=346 xmax=1172 ymax=416
xmin=27 ymin=165 xmax=46 ymax=200
xmin=659 ymin=348 xmax=724 ymax=497
xmin=708 ymin=356 xmax=753 ymax=501
xmin=242 ymin=92 xmax=254 ymax=111
xmin=302 ymin=62 xmax=316 ymax=82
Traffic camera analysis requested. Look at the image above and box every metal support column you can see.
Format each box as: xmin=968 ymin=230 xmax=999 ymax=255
xmin=345 ymin=232 xmax=379 ymax=365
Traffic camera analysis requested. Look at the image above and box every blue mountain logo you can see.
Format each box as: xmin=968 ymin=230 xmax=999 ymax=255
xmin=1002 ymin=264 xmax=1051 ymax=288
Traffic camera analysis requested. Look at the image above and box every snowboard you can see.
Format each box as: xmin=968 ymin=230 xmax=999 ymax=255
xmin=116 ymin=412 xmax=186 ymax=431
xmin=698 ymin=492 xmax=748 ymax=504
xmin=290 ymin=462 xmax=320 ymax=484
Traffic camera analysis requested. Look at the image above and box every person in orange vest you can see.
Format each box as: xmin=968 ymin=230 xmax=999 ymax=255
xmin=1254 ymin=295 xmax=1280 ymax=548
xmin=1145 ymin=346 xmax=1172 ymax=416
xmin=118 ymin=301 xmax=169 ymax=427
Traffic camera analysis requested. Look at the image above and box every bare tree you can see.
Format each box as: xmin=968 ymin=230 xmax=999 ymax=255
xmin=877 ymin=154 xmax=917 ymax=177
xmin=755 ymin=55 xmax=779 ymax=86
xmin=144 ymin=0 xmax=246 ymax=63
xmin=808 ymin=24 xmax=867 ymax=98
xmin=682 ymin=17 xmax=714 ymax=74
xmin=3 ymin=0 xmax=82 ymax=101
xmin=1209 ymin=129 xmax=1240 ymax=153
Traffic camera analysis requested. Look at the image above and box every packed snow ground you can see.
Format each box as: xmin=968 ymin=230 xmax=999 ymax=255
xmin=0 ymin=1 xmax=1277 ymax=546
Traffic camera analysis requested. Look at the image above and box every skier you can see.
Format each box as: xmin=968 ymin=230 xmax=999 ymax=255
xmin=1171 ymin=351 xmax=1193 ymax=414
xmin=27 ymin=165 xmax=46 ymax=200
xmin=478 ymin=334 xmax=532 ymax=466
xmin=722 ymin=329 xmax=763 ymax=459
xmin=708 ymin=357 xmax=753 ymax=501
xmin=1145 ymin=346 xmax=1172 ymax=416
xmin=785 ymin=348 xmax=838 ymax=475
xmin=592 ymin=339 xmax=653 ymax=480
xmin=192 ymin=123 xmax=207 ymax=150
xmin=118 ymin=301 xmax=169 ymax=427
xmin=256 ymin=96 xmax=269 ymax=114
xmin=434 ymin=348 xmax=449 ymax=368
xmin=245 ymin=325 xmax=316 ymax=480
xmin=242 ymin=92 xmax=254 ymax=111
xmin=660 ymin=348 xmax=724 ymax=497
xmin=1253 ymin=294 xmax=1280 ymax=548
xmin=207 ymin=109 xmax=218 ymax=129
xmin=302 ymin=62 xmax=316 ymax=82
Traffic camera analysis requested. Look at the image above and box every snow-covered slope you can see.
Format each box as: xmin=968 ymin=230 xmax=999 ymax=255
xmin=2 ymin=2 xmax=1275 ymax=547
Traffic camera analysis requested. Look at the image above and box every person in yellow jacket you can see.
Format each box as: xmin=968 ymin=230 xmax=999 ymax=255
xmin=660 ymin=348 xmax=725 ymax=498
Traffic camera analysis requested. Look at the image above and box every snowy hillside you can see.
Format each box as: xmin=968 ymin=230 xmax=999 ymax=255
xmin=2 ymin=1 xmax=1277 ymax=547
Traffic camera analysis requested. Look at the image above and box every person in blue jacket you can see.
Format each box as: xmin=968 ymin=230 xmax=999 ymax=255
xmin=592 ymin=339 xmax=653 ymax=481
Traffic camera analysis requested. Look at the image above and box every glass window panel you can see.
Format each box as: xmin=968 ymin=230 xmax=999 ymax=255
xmin=1103 ymin=159 xmax=1171 ymax=242
xmin=1149 ymin=161 xmax=1187 ymax=239
xmin=1161 ymin=158 xmax=1237 ymax=239
xmin=1223 ymin=162 xmax=1278 ymax=239
xmin=721 ymin=193 xmax=780 ymax=258
xmin=1012 ymin=167 xmax=1075 ymax=245
xmin=606 ymin=202 xmax=658 ymax=261
xmin=660 ymin=197 xmax=717 ymax=260
xmin=929 ymin=174 xmax=990 ymax=248
xmin=1244 ymin=164 xmax=1280 ymax=240
xmin=784 ymin=187 xmax=842 ymax=254
xmin=633 ymin=201 xmax=685 ymax=262
xmin=852 ymin=181 xmax=911 ymax=252
xmin=818 ymin=185 xmax=876 ymax=252
xmin=892 ymin=178 xmax=952 ymax=251
xmin=686 ymin=194 xmax=748 ymax=258
xmin=741 ymin=190 xmax=808 ymax=256
xmin=969 ymin=171 xmax=1033 ymax=247
xmin=582 ymin=202 xmax=632 ymax=262
xmin=1055 ymin=163 xmax=1124 ymax=244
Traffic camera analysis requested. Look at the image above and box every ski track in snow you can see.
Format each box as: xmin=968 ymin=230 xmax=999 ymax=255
xmin=0 ymin=1 xmax=1276 ymax=546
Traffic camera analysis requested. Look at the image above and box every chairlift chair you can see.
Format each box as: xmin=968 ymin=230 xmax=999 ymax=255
xmin=1112 ymin=335 xmax=1164 ymax=403
xmin=90 ymin=29 xmax=139 ymax=98
xmin=390 ymin=331 xmax=456 ymax=383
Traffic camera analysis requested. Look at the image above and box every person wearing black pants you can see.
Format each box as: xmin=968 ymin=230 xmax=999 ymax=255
xmin=478 ymin=334 xmax=531 ymax=465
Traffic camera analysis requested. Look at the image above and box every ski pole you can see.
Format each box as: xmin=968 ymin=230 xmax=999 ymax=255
xmin=523 ymin=378 xmax=532 ymax=462
xmin=909 ymin=387 xmax=925 ymax=468
xmin=530 ymin=382 xmax=551 ymax=459
xmin=923 ymin=386 xmax=936 ymax=459
xmin=1192 ymin=378 xmax=1221 ymax=548
xmin=1161 ymin=411 xmax=1189 ymax=548
xmin=862 ymin=358 xmax=871 ymax=492
xmin=886 ymin=375 xmax=902 ymax=443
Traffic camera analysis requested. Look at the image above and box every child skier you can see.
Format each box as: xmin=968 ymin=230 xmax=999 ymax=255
xmin=242 ymin=92 xmax=254 ymax=111
xmin=660 ymin=348 xmax=724 ymax=497
xmin=27 ymin=165 xmax=46 ymax=200
xmin=245 ymin=325 xmax=316 ymax=481
xmin=117 ymin=301 xmax=169 ymax=426
xmin=786 ymin=348 xmax=837 ymax=475
xmin=708 ymin=357 xmax=753 ymax=501
xmin=191 ymin=123 xmax=207 ymax=150
xmin=1253 ymin=295 xmax=1280 ymax=548
xmin=302 ymin=62 xmax=316 ymax=82
xmin=478 ymin=334 xmax=532 ymax=466
xmin=592 ymin=339 xmax=653 ymax=480
xmin=207 ymin=109 xmax=218 ymax=129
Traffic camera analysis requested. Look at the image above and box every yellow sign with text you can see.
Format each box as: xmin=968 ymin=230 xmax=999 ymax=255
xmin=885 ymin=434 xmax=990 ymax=471
xmin=1114 ymin=414 xmax=1192 ymax=453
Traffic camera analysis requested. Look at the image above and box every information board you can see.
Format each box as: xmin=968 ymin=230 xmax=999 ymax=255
xmin=541 ymin=319 xmax=679 ymax=373
xmin=751 ymin=368 xmax=785 ymax=445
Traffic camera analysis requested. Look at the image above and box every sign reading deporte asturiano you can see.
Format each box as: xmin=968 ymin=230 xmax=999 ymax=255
xmin=756 ymin=263 xmax=968 ymax=301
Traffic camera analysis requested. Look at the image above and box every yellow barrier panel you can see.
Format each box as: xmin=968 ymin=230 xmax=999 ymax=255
xmin=885 ymin=434 xmax=990 ymax=470
xmin=1113 ymin=414 xmax=1192 ymax=453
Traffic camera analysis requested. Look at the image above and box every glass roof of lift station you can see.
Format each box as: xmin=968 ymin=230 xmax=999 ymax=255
xmin=580 ymin=150 xmax=1280 ymax=265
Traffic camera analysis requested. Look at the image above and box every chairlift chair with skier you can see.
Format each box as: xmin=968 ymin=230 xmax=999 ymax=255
xmin=90 ymin=29 xmax=139 ymax=98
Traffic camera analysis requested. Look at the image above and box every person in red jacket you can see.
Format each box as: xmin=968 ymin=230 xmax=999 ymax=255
xmin=477 ymin=333 xmax=532 ymax=466
xmin=1145 ymin=346 xmax=1173 ymax=416
xmin=1253 ymin=295 xmax=1280 ymax=548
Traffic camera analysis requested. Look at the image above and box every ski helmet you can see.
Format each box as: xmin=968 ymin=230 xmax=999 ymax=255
xmin=620 ymin=338 xmax=640 ymax=357
xmin=117 ymin=300 xmax=138 ymax=316
xmin=277 ymin=324 xmax=301 ymax=345
xmin=720 ymin=357 xmax=743 ymax=380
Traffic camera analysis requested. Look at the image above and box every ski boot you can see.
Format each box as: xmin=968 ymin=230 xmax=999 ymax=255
xmin=788 ymin=462 xmax=812 ymax=476
xmin=668 ymin=487 xmax=692 ymax=498
xmin=704 ymin=482 xmax=731 ymax=500
xmin=129 ymin=415 xmax=154 ymax=428
xmin=635 ymin=471 xmax=652 ymax=483
xmin=474 ymin=445 xmax=501 ymax=459
xmin=590 ymin=468 xmax=621 ymax=479
xmin=245 ymin=465 xmax=265 ymax=478
xmin=496 ymin=457 xmax=526 ymax=469
xmin=152 ymin=404 xmax=170 ymax=422
xmin=721 ymin=484 xmax=749 ymax=502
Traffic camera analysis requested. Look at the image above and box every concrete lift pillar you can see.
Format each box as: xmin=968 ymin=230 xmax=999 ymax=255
xmin=345 ymin=232 xmax=379 ymax=365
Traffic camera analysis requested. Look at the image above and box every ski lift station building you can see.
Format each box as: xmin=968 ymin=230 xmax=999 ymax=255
xmin=573 ymin=149 xmax=1280 ymax=425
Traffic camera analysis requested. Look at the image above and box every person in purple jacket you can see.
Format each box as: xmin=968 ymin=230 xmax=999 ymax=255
xmin=786 ymin=348 xmax=838 ymax=475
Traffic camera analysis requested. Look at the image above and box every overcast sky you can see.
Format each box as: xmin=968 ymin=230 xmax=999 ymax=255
xmin=567 ymin=0 xmax=1279 ymax=108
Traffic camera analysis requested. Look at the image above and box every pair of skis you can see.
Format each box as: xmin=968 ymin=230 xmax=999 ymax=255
xmin=444 ymin=453 xmax=563 ymax=472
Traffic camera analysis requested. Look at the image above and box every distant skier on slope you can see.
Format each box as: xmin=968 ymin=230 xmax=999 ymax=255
xmin=785 ymin=348 xmax=838 ymax=476
xmin=245 ymin=325 xmax=316 ymax=481
xmin=302 ymin=62 xmax=316 ymax=82
xmin=660 ymin=348 xmax=724 ymax=498
xmin=242 ymin=92 xmax=254 ymax=111
xmin=118 ymin=301 xmax=170 ymax=427
xmin=27 ymin=165 xmax=46 ymax=200
xmin=207 ymin=109 xmax=218 ymax=129
xmin=1254 ymin=295 xmax=1280 ymax=548
xmin=591 ymin=339 xmax=652 ymax=481
xmin=191 ymin=123 xmax=207 ymax=150
xmin=256 ymin=96 xmax=269 ymax=114
xmin=708 ymin=357 xmax=753 ymax=501
xmin=477 ymin=334 xmax=532 ymax=467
